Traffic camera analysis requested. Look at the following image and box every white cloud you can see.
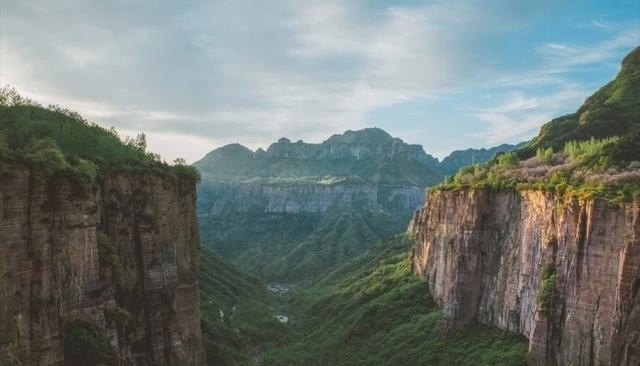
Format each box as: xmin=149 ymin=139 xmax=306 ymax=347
xmin=0 ymin=0 xmax=638 ymax=162
xmin=473 ymin=86 xmax=591 ymax=143
xmin=536 ymin=26 xmax=639 ymax=66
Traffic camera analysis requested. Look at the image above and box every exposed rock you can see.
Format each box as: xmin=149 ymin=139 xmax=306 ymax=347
xmin=198 ymin=182 xmax=425 ymax=216
xmin=411 ymin=188 xmax=640 ymax=366
xmin=0 ymin=168 xmax=204 ymax=365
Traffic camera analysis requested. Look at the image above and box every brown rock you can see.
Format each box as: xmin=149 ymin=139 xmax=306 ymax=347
xmin=411 ymin=187 xmax=640 ymax=366
xmin=0 ymin=168 xmax=204 ymax=365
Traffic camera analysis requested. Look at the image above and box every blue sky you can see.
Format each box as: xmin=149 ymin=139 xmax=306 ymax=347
xmin=1 ymin=0 xmax=638 ymax=161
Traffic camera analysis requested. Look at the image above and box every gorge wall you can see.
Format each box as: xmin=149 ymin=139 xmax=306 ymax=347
xmin=0 ymin=168 xmax=204 ymax=365
xmin=410 ymin=188 xmax=640 ymax=366
xmin=197 ymin=181 xmax=425 ymax=216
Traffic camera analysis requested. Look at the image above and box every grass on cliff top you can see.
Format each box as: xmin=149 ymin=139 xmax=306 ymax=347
xmin=261 ymin=235 xmax=528 ymax=366
xmin=438 ymin=137 xmax=640 ymax=203
xmin=0 ymin=86 xmax=199 ymax=183
xmin=437 ymin=47 xmax=640 ymax=203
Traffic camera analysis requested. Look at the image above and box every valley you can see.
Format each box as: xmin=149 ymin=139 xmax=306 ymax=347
xmin=196 ymin=46 xmax=640 ymax=366
xmin=0 ymin=28 xmax=637 ymax=366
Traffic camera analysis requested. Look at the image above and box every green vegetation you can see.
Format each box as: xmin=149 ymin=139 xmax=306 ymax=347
xmin=200 ymin=247 xmax=290 ymax=366
xmin=537 ymin=264 xmax=556 ymax=317
xmin=106 ymin=306 xmax=131 ymax=328
xmin=194 ymin=128 xmax=444 ymax=187
xmin=64 ymin=320 xmax=113 ymax=366
xmin=497 ymin=151 xmax=519 ymax=167
xmin=536 ymin=147 xmax=554 ymax=164
xmin=438 ymin=47 xmax=640 ymax=202
xmin=440 ymin=136 xmax=640 ymax=203
xmin=97 ymin=230 xmax=124 ymax=287
xmin=0 ymin=86 xmax=199 ymax=183
xmin=525 ymin=46 xmax=640 ymax=154
xmin=199 ymin=208 xmax=407 ymax=284
xmin=260 ymin=235 xmax=528 ymax=366
xmin=564 ymin=136 xmax=620 ymax=161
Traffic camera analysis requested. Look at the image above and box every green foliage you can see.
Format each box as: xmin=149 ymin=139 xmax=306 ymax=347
xmin=199 ymin=208 xmax=407 ymax=284
xmin=22 ymin=138 xmax=69 ymax=175
xmin=64 ymin=320 xmax=113 ymax=366
xmin=261 ymin=235 xmax=528 ymax=366
xmin=564 ymin=137 xmax=620 ymax=161
xmin=97 ymin=231 xmax=123 ymax=287
xmin=537 ymin=264 xmax=556 ymax=317
xmin=199 ymin=247 xmax=290 ymax=366
xmin=106 ymin=306 xmax=131 ymax=328
xmin=497 ymin=151 xmax=519 ymax=167
xmin=536 ymin=147 xmax=554 ymax=164
xmin=436 ymin=48 xmax=639 ymax=201
xmin=0 ymin=86 xmax=196 ymax=182
xmin=526 ymin=46 xmax=640 ymax=153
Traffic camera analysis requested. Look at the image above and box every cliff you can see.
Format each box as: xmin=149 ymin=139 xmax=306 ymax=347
xmin=197 ymin=181 xmax=425 ymax=216
xmin=410 ymin=188 xmax=640 ymax=365
xmin=0 ymin=168 xmax=205 ymax=365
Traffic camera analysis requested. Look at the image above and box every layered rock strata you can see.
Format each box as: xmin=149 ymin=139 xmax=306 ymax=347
xmin=411 ymin=188 xmax=639 ymax=365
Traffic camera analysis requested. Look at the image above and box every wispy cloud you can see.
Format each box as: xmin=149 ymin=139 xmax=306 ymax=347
xmin=473 ymin=85 xmax=592 ymax=143
xmin=536 ymin=25 xmax=639 ymax=66
xmin=1 ymin=0 xmax=638 ymax=161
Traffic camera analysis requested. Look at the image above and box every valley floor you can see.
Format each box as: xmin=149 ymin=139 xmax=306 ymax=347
xmin=200 ymin=235 xmax=529 ymax=366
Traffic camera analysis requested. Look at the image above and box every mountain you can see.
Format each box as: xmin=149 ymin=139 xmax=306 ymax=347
xmin=524 ymin=46 xmax=640 ymax=155
xmin=195 ymin=127 xmax=527 ymax=283
xmin=195 ymin=127 xmax=443 ymax=187
xmin=439 ymin=142 xmax=526 ymax=175
xmin=195 ymin=128 xmax=443 ymax=284
xmin=0 ymin=90 xmax=204 ymax=366
xmin=412 ymin=46 xmax=640 ymax=365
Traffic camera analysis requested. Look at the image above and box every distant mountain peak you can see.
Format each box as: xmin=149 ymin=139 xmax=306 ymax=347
xmin=325 ymin=127 xmax=393 ymax=145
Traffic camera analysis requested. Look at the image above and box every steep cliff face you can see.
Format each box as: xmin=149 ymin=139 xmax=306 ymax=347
xmin=0 ymin=168 xmax=204 ymax=365
xmin=410 ymin=188 xmax=640 ymax=366
xmin=198 ymin=182 xmax=424 ymax=215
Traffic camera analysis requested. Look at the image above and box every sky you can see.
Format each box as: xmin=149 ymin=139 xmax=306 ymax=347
xmin=1 ymin=1 xmax=639 ymax=162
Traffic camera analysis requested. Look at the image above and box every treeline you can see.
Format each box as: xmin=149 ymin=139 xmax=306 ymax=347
xmin=0 ymin=86 xmax=199 ymax=183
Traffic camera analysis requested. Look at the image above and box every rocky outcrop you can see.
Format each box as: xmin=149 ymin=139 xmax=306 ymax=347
xmin=411 ymin=188 xmax=640 ymax=366
xmin=198 ymin=182 xmax=425 ymax=216
xmin=0 ymin=168 xmax=204 ymax=365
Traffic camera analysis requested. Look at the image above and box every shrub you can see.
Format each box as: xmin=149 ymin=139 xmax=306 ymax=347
xmin=64 ymin=320 xmax=113 ymax=366
xmin=536 ymin=147 xmax=554 ymax=164
xmin=497 ymin=152 xmax=519 ymax=167
xmin=21 ymin=138 xmax=69 ymax=175
xmin=0 ymin=133 xmax=8 ymax=157
xmin=537 ymin=264 xmax=556 ymax=317
xmin=107 ymin=306 xmax=131 ymax=328
xmin=97 ymin=231 xmax=123 ymax=287
xmin=564 ymin=137 xmax=620 ymax=161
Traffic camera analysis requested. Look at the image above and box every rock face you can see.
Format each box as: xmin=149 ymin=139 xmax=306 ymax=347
xmin=0 ymin=168 xmax=204 ymax=365
xmin=193 ymin=128 xmax=444 ymax=186
xmin=198 ymin=182 xmax=425 ymax=215
xmin=410 ymin=188 xmax=640 ymax=366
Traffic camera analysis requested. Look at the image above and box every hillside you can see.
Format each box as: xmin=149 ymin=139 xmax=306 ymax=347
xmin=261 ymin=235 xmax=528 ymax=365
xmin=440 ymin=142 xmax=526 ymax=175
xmin=200 ymin=247 xmax=289 ymax=366
xmin=440 ymin=48 xmax=640 ymax=202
